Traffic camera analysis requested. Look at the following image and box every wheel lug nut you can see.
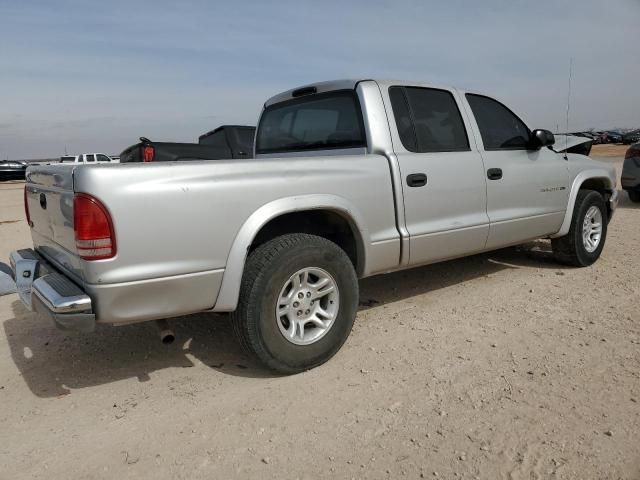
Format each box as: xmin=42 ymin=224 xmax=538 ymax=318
xmin=305 ymin=309 xmax=310 ymax=315
xmin=293 ymin=301 xmax=299 ymax=308
xmin=298 ymin=292 xmax=304 ymax=299
xmin=306 ymin=292 xmax=311 ymax=298
xmin=297 ymin=310 xmax=302 ymax=316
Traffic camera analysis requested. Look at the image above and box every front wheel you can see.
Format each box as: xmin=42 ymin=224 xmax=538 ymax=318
xmin=551 ymin=190 xmax=608 ymax=267
xmin=231 ymin=233 xmax=359 ymax=374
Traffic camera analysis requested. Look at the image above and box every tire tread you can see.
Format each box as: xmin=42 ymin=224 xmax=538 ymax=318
xmin=552 ymin=189 xmax=607 ymax=267
xmin=230 ymin=233 xmax=357 ymax=373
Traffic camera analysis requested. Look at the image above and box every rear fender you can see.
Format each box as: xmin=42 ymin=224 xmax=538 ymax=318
xmin=213 ymin=194 xmax=370 ymax=311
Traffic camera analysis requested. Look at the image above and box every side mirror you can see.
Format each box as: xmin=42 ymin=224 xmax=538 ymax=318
xmin=530 ymin=129 xmax=555 ymax=149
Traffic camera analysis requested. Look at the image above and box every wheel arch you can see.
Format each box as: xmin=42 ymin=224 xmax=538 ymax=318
xmin=213 ymin=195 xmax=370 ymax=311
xmin=551 ymin=170 xmax=615 ymax=238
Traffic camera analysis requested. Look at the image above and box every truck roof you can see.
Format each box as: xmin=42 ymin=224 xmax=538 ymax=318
xmin=263 ymin=79 xmax=494 ymax=111
xmin=265 ymin=79 xmax=363 ymax=107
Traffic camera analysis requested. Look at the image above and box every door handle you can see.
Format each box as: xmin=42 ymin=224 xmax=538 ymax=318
xmin=406 ymin=173 xmax=428 ymax=187
xmin=487 ymin=168 xmax=503 ymax=180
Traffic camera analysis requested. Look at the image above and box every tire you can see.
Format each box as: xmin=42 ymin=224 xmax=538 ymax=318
xmin=628 ymin=191 xmax=640 ymax=203
xmin=231 ymin=233 xmax=359 ymax=374
xmin=551 ymin=189 xmax=608 ymax=267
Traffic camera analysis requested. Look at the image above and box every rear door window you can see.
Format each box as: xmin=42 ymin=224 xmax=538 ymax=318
xmin=97 ymin=154 xmax=111 ymax=162
xmin=388 ymin=87 xmax=417 ymax=152
xmin=86 ymin=154 xmax=96 ymax=162
xmin=466 ymin=94 xmax=531 ymax=150
xmin=389 ymin=86 xmax=469 ymax=153
xmin=256 ymin=90 xmax=366 ymax=154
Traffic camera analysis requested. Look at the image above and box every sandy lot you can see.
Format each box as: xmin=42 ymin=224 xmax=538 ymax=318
xmin=0 ymin=152 xmax=638 ymax=479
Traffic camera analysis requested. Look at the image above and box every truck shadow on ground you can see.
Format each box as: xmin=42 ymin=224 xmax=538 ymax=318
xmin=3 ymin=240 xmax=568 ymax=398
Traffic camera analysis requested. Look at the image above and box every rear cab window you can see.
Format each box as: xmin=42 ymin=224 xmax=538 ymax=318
xmin=256 ymin=90 xmax=366 ymax=155
xmin=389 ymin=86 xmax=469 ymax=153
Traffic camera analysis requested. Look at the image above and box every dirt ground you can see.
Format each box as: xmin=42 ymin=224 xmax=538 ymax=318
xmin=0 ymin=153 xmax=638 ymax=480
xmin=590 ymin=144 xmax=631 ymax=157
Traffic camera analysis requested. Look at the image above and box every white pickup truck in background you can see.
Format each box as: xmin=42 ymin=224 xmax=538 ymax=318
xmin=58 ymin=153 xmax=118 ymax=164
xmin=10 ymin=79 xmax=617 ymax=373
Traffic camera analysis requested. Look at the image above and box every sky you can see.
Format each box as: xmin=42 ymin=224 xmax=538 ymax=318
xmin=1 ymin=0 xmax=639 ymax=159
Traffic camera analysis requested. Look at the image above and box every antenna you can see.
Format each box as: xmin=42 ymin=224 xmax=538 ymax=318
xmin=564 ymin=57 xmax=573 ymax=159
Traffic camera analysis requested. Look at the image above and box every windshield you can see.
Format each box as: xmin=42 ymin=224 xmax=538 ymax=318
xmin=256 ymin=90 xmax=366 ymax=154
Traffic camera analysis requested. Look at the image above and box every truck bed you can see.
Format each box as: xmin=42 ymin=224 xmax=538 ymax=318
xmin=23 ymin=155 xmax=399 ymax=324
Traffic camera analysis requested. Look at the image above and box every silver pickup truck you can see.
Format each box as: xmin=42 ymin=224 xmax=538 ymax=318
xmin=10 ymin=79 xmax=618 ymax=373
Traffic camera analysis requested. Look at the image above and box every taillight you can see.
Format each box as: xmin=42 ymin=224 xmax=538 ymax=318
xmin=143 ymin=145 xmax=155 ymax=162
xmin=73 ymin=193 xmax=116 ymax=260
xmin=24 ymin=186 xmax=31 ymax=226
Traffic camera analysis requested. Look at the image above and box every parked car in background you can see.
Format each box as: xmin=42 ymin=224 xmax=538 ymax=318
xmin=11 ymin=79 xmax=618 ymax=373
xmin=0 ymin=160 xmax=27 ymax=181
xmin=590 ymin=132 xmax=607 ymax=145
xmin=605 ymin=131 xmax=622 ymax=144
xmin=119 ymin=125 xmax=255 ymax=163
xmin=622 ymin=142 xmax=640 ymax=203
xmin=622 ymin=129 xmax=640 ymax=145
xmin=59 ymin=153 xmax=117 ymax=164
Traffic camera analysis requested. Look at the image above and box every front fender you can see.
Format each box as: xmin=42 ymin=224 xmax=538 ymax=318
xmin=551 ymin=168 xmax=615 ymax=238
xmin=213 ymin=194 xmax=371 ymax=312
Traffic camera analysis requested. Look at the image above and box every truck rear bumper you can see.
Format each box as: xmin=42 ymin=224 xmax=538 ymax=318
xmin=10 ymin=248 xmax=226 ymax=329
xmin=10 ymin=249 xmax=96 ymax=332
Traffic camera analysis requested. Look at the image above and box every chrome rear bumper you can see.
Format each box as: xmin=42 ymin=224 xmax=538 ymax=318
xmin=9 ymin=249 xmax=95 ymax=332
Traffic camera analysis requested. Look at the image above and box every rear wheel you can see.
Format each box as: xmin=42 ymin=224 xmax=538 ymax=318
xmin=231 ymin=233 xmax=359 ymax=374
xmin=628 ymin=191 xmax=640 ymax=203
xmin=552 ymin=190 xmax=608 ymax=267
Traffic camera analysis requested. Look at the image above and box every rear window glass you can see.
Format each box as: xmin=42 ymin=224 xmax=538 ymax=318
xmin=389 ymin=87 xmax=417 ymax=151
xmin=389 ymin=86 xmax=469 ymax=153
xmin=256 ymin=90 xmax=366 ymax=154
xmin=60 ymin=156 xmax=76 ymax=163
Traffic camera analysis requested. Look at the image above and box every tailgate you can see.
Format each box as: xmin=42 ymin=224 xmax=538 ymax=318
xmin=25 ymin=164 xmax=83 ymax=281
